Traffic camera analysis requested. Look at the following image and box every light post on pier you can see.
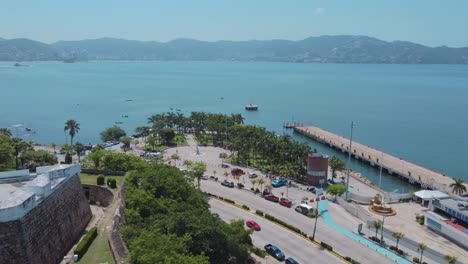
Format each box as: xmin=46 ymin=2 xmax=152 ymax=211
xmin=345 ymin=121 xmax=354 ymax=201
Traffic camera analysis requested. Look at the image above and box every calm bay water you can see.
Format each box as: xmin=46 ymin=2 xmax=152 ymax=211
xmin=1 ymin=61 xmax=467 ymax=191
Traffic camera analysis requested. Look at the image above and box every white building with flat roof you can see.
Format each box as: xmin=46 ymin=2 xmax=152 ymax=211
xmin=0 ymin=164 xmax=81 ymax=222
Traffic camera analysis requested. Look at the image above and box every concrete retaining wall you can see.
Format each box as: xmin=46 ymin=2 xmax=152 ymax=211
xmin=82 ymin=184 xmax=114 ymax=207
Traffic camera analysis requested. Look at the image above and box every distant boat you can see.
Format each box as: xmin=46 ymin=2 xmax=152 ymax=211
xmin=220 ymin=97 xmax=224 ymax=100
xmin=125 ymin=99 xmax=133 ymax=102
xmin=245 ymin=104 xmax=258 ymax=111
xmin=122 ymin=115 xmax=129 ymax=118
xmin=115 ymin=121 xmax=124 ymax=125
xmin=14 ymin=63 xmax=21 ymax=67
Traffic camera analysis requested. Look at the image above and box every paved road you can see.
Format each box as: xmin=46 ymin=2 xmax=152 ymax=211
xmin=201 ymin=179 xmax=396 ymax=264
xmin=209 ymin=198 xmax=341 ymax=264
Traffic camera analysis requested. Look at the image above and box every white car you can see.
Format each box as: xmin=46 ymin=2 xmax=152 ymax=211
xmin=201 ymin=175 xmax=209 ymax=180
xmin=248 ymin=172 xmax=258 ymax=178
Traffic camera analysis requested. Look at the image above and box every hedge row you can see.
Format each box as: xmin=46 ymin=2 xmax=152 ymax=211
xmin=74 ymin=227 xmax=98 ymax=260
xmin=255 ymin=210 xmax=264 ymax=216
xmin=320 ymin=241 xmax=333 ymax=251
xmin=344 ymin=256 xmax=361 ymax=264
xmin=264 ymin=213 xmax=302 ymax=234
xmin=242 ymin=205 xmax=250 ymax=210
xmin=389 ymin=245 xmax=404 ymax=255
xmin=224 ymin=198 xmax=235 ymax=204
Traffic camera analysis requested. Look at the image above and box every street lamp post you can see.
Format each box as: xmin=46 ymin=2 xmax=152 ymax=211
xmin=345 ymin=122 xmax=354 ymax=201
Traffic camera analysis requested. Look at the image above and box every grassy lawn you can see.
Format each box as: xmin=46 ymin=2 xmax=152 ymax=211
xmin=80 ymin=173 xmax=126 ymax=187
xmin=76 ymin=173 xmax=128 ymax=263
xmin=78 ymin=220 xmax=114 ymax=264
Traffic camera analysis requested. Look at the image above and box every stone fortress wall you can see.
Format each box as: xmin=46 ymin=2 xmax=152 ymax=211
xmin=0 ymin=165 xmax=92 ymax=264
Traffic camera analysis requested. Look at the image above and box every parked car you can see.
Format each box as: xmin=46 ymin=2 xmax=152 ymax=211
xmin=264 ymin=194 xmax=279 ymax=203
xmin=248 ymin=172 xmax=258 ymax=178
xmin=279 ymin=198 xmax=292 ymax=208
xmin=295 ymin=204 xmax=314 ymax=215
xmin=221 ymin=163 xmax=230 ymax=168
xmin=201 ymin=175 xmax=209 ymax=180
xmin=221 ymin=180 xmax=234 ymax=188
xmin=286 ymin=257 xmax=299 ymax=264
xmin=245 ymin=220 xmax=261 ymax=231
xmin=264 ymin=244 xmax=285 ymax=261
xmin=272 ymin=178 xmax=287 ymax=187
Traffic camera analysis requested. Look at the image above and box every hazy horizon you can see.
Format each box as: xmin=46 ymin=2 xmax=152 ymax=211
xmin=1 ymin=1 xmax=468 ymax=47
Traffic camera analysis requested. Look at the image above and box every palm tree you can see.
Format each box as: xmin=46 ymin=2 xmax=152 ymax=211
xmin=257 ymin=177 xmax=266 ymax=193
xmin=392 ymin=232 xmax=405 ymax=250
xmin=449 ymin=178 xmax=467 ymax=195
xmin=51 ymin=143 xmax=56 ymax=153
xmin=373 ymin=220 xmax=382 ymax=238
xmin=308 ymin=208 xmax=322 ymax=241
xmin=329 ymin=156 xmax=345 ymax=180
xmin=74 ymin=142 xmax=84 ymax=163
xmin=418 ymin=243 xmax=427 ymax=264
xmin=444 ymin=255 xmax=458 ymax=264
xmin=251 ymin=179 xmax=257 ymax=190
xmin=64 ymin=119 xmax=80 ymax=146
xmin=265 ymin=184 xmax=273 ymax=194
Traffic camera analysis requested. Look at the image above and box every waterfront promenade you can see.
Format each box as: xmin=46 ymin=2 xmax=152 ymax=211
xmin=294 ymin=126 xmax=465 ymax=192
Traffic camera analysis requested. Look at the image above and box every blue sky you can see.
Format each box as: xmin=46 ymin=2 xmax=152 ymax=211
xmin=1 ymin=0 xmax=467 ymax=47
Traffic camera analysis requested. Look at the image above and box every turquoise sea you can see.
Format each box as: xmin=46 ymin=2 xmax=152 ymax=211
xmin=1 ymin=61 xmax=467 ymax=191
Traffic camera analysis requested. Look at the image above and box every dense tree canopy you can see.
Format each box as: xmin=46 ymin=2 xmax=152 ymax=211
xmin=122 ymin=164 xmax=253 ymax=264
xmin=100 ymin=126 xmax=127 ymax=142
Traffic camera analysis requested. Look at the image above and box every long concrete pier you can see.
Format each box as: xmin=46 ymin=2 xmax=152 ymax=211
xmin=294 ymin=126 xmax=465 ymax=192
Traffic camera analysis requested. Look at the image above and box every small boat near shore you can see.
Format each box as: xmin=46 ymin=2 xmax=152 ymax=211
xmin=245 ymin=104 xmax=258 ymax=111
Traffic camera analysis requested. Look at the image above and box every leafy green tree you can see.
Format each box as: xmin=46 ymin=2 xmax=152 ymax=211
xmin=0 ymin=128 xmax=11 ymax=137
xmin=120 ymin=137 xmax=132 ymax=150
xmin=326 ymin=184 xmax=346 ymax=197
xmin=159 ymin=128 xmax=176 ymax=145
xmin=185 ymin=161 xmax=207 ymax=189
xmin=392 ymin=232 xmax=405 ymax=250
xmin=64 ymin=119 xmax=80 ymax=146
xmin=101 ymin=152 xmax=147 ymax=172
xmin=85 ymin=149 xmax=107 ymax=169
xmin=12 ymin=138 xmax=33 ymax=169
xmin=50 ymin=142 xmax=57 ymax=153
xmin=20 ymin=150 xmax=57 ymax=169
xmin=449 ymin=178 xmax=467 ymax=195
xmin=329 ymin=156 xmax=345 ymax=180
xmin=100 ymin=126 xmax=126 ymax=142
xmin=122 ymin=164 xmax=252 ymax=264
xmin=0 ymin=134 xmax=14 ymax=170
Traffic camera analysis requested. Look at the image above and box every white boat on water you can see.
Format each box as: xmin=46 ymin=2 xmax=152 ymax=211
xmin=245 ymin=104 xmax=258 ymax=111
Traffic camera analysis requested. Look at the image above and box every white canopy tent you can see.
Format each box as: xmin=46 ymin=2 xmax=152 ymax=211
xmin=414 ymin=190 xmax=449 ymax=206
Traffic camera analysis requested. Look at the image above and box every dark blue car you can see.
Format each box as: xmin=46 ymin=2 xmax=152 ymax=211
xmin=286 ymin=257 xmax=299 ymax=264
xmin=264 ymin=244 xmax=285 ymax=261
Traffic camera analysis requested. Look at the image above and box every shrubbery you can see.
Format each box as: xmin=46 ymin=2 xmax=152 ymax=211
xmin=344 ymin=256 xmax=361 ymax=264
xmin=264 ymin=214 xmax=302 ymax=234
xmin=224 ymin=198 xmax=235 ymax=204
xmin=255 ymin=210 xmax=264 ymax=216
xmin=320 ymin=241 xmax=333 ymax=251
xmin=109 ymin=179 xmax=117 ymax=189
xmin=97 ymin=175 xmax=105 ymax=185
xmin=416 ymin=215 xmax=425 ymax=225
xmin=413 ymin=257 xmax=420 ymax=263
xmin=237 ymin=183 xmax=244 ymax=189
xmin=389 ymin=245 xmax=404 ymax=255
xmin=74 ymin=227 xmax=98 ymax=260
xmin=368 ymin=236 xmax=382 ymax=243
xmin=250 ymin=247 xmax=267 ymax=258
xmin=242 ymin=205 xmax=250 ymax=210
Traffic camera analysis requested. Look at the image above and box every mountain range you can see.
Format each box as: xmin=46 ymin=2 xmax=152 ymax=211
xmin=1 ymin=35 xmax=468 ymax=64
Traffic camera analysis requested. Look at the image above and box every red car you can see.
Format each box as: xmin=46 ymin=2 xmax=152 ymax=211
xmin=264 ymin=194 xmax=279 ymax=203
xmin=279 ymin=198 xmax=292 ymax=208
xmin=246 ymin=220 xmax=261 ymax=231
